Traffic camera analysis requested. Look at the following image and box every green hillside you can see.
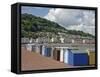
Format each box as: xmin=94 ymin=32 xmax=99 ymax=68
xmin=21 ymin=13 xmax=94 ymax=39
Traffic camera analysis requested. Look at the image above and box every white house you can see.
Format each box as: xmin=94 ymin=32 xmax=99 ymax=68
xmin=60 ymin=37 xmax=64 ymax=43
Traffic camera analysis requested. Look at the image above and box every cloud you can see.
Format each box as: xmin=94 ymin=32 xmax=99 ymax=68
xmin=44 ymin=8 xmax=95 ymax=35
xmin=66 ymin=24 xmax=95 ymax=35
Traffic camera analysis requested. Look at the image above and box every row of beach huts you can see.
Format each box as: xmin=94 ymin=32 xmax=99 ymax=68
xmin=25 ymin=44 xmax=95 ymax=66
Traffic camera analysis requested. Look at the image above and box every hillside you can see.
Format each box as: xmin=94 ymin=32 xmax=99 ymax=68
xmin=21 ymin=13 xmax=94 ymax=39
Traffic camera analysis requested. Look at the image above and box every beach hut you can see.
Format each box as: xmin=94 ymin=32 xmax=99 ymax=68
xmin=26 ymin=44 xmax=32 ymax=51
xmin=40 ymin=45 xmax=52 ymax=57
xmin=35 ymin=46 xmax=40 ymax=53
xmin=40 ymin=45 xmax=45 ymax=56
xmin=26 ymin=44 xmax=36 ymax=52
xmin=63 ymin=49 xmax=69 ymax=64
xmin=44 ymin=47 xmax=52 ymax=57
xmin=50 ymin=47 xmax=54 ymax=59
xmin=53 ymin=48 xmax=60 ymax=61
xmin=68 ymin=49 xmax=88 ymax=66
xmin=60 ymin=47 xmax=69 ymax=62
xmin=53 ymin=47 xmax=69 ymax=62
xmin=87 ymin=49 xmax=95 ymax=65
xmin=60 ymin=48 xmax=64 ymax=62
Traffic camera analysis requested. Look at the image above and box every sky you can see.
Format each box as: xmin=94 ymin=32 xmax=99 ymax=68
xmin=21 ymin=6 xmax=50 ymax=17
xmin=21 ymin=6 xmax=95 ymax=35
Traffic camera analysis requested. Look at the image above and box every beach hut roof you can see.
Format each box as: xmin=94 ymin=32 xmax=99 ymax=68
xmin=70 ymin=50 xmax=87 ymax=53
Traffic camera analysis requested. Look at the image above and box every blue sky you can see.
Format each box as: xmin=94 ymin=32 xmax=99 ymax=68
xmin=21 ymin=6 xmax=50 ymax=17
